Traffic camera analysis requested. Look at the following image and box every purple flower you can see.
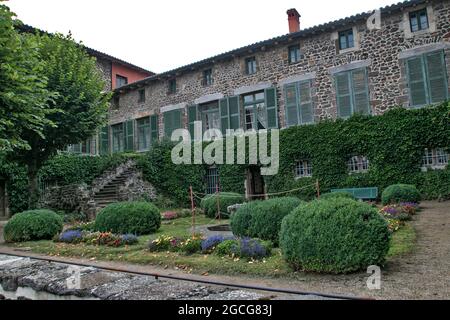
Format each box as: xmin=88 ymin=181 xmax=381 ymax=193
xmin=59 ymin=230 xmax=83 ymax=243
xmin=201 ymin=235 xmax=235 ymax=252
xmin=235 ymin=238 xmax=268 ymax=259
xmin=121 ymin=234 xmax=138 ymax=245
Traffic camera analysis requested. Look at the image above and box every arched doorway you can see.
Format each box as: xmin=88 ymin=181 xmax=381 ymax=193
xmin=245 ymin=166 xmax=266 ymax=200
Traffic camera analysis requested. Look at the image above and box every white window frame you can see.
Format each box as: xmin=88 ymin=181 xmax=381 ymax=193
xmin=295 ymin=160 xmax=313 ymax=179
xmin=348 ymin=156 xmax=369 ymax=174
xmin=421 ymin=148 xmax=449 ymax=171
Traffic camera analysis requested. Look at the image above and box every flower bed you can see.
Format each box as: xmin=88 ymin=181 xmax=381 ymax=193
xmin=379 ymin=202 xmax=419 ymax=232
xmin=55 ymin=230 xmax=138 ymax=247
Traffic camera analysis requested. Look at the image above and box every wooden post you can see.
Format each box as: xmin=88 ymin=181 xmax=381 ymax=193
xmin=190 ymin=186 xmax=195 ymax=237
xmin=316 ymin=179 xmax=321 ymax=199
xmin=216 ymin=183 xmax=221 ymax=222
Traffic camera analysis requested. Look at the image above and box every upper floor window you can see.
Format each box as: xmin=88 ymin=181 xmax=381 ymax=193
xmin=405 ymin=50 xmax=448 ymax=108
xmin=138 ymin=89 xmax=146 ymax=103
xmin=116 ymin=75 xmax=128 ymax=88
xmin=288 ymin=45 xmax=301 ymax=64
xmin=348 ymin=156 xmax=369 ymax=174
xmin=203 ymin=69 xmax=213 ymax=86
xmin=338 ymin=29 xmax=354 ymax=50
xmin=168 ymin=79 xmax=177 ymax=94
xmin=422 ymin=148 xmax=449 ymax=169
xmin=113 ymin=95 xmax=120 ymax=108
xmin=295 ymin=160 xmax=312 ymax=178
xmin=284 ymin=80 xmax=314 ymax=127
xmin=409 ymin=8 xmax=429 ymax=32
xmin=245 ymin=57 xmax=257 ymax=75
xmin=335 ymin=68 xmax=370 ymax=118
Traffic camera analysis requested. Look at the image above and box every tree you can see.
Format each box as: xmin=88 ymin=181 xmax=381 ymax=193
xmin=0 ymin=4 xmax=54 ymax=152
xmin=12 ymin=31 xmax=110 ymax=207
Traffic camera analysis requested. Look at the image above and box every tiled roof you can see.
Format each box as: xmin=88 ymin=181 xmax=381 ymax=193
xmin=115 ymin=0 xmax=427 ymax=92
xmin=17 ymin=24 xmax=154 ymax=75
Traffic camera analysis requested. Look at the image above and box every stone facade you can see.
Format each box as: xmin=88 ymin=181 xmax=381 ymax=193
xmin=95 ymin=57 xmax=112 ymax=92
xmin=109 ymin=0 xmax=450 ymax=137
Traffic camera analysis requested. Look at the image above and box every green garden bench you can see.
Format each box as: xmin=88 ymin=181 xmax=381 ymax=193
xmin=331 ymin=187 xmax=378 ymax=200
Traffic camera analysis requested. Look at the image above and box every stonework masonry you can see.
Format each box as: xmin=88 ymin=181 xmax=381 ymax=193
xmin=109 ymin=0 xmax=450 ymax=139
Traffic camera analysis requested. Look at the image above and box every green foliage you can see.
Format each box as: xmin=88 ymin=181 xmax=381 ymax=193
xmin=95 ymin=202 xmax=161 ymax=235
xmin=137 ymin=141 xmax=206 ymax=207
xmin=0 ymin=156 xmax=29 ymax=214
xmin=266 ymin=103 xmax=450 ymax=201
xmin=320 ymin=191 xmax=355 ymax=200
xmin=381 ymin=184 xmax=421 ymax=205
xmin=0 ymin=5 xmax=54 ymax=152
xmin=215 ymin=240 xmax=238 ymax=256
xmin=233 ymin=197 xmax=301 ymax=245
xmin=279 ymin=198 xmax=391 ymax=273
xmin=200 ymin=192 xmax=244 ymax=219
xmin=179 ymin=238 xmax=203 ymax=255
xmin=4 ymin=209 xmax=63 ymax=242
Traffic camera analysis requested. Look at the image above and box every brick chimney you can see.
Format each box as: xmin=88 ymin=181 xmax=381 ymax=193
xmin=287 ymin=9 xmax=301 ymax=33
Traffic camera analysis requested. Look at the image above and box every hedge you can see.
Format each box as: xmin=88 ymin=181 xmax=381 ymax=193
xmin=200 ymin=192 xmax=244 ymax=219
xmin=4 ymin=209 xmax=63 ymax=242
xmin=95 ymin=202 xmax=161 ymax=235
xmin=381 ymin=184 xmax=421 ymax=205
xmin=279 ymin=198 xmax=390 ymax=273
xmin=320 ymin=191 xmax=355 ymax=200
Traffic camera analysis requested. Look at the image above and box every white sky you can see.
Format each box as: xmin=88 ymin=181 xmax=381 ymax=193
xmin=7 ymin=0 xmax=396 ymax=73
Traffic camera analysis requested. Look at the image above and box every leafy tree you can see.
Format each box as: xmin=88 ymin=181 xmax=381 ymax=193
xmin=0 ymin=4 xmax=54 ymax=152
xmin=12 ymin=31 xmax=110 ymax=207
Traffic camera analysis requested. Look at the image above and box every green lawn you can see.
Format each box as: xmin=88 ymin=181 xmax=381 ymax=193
xmin=9 ymin=216 xmax=416 ymax=278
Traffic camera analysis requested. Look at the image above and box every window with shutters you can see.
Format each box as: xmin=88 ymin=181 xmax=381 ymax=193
xmin=203 ymin=69 xmax=213 ymax=86
xmin=421 ymin=148 xmax=449 ymax=170
xmin=164 ymin=109 xmax=182 ymax=138
xmin=243 ymin=91 xmax=266 ymax=130
xmin=168 ymin=79 xmax=177 ymax=94
xmin=205 ymin=166 xmax=219 ymax=195
xmin=348 ymin=156 xmax=369 ymax=174
xmin=219 ymin=96 xmax=241 ymax=134
xmin=137 ymin=117 xmax=151 ymax=151
xmin=284 ymin=80 xmax=314 ymax=127
xmin=335 ymin=68 xmax=370 ymax=118
xmin=295 ymin=160 xmax=312 ymax=178
xmin=201 ymin=102 xmax=220 ymax=133
xmin=112 ymin=123 xmax=124 ymax=153
xmin=406 ymin=50 xmax=448 ymax=108
xmin=99 ymin=126 xmax=109 ymax=155
xmin=409 ymin=8 xmax=429 ymax=33
xmin=338 ymin=29 xmax=354 ymax=50
xmin=67 ymin=137 xmax=96 ymax=155
xmin=150 ymin=114 xmax=159 ymax=143
xmin=288 ymin=45 xmax=302 ymax=64
xmin=245 ymin=57 xmax=257 ymax=75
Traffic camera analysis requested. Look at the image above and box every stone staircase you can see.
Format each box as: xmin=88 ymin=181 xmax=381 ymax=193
xmin=93 ymin=168 xmax=135 ymax=209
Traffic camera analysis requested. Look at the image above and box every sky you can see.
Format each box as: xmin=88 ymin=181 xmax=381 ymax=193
xmin=6 ymin=0 xmax=397 ymax=73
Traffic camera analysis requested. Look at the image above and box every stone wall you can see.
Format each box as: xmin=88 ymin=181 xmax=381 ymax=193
xmin=95 ymin=57 xmax=112 ymax=92
xmin=117 ymin=171 xmax=157 ymax=202
xmin=109 ymin=0 xmax=450 ymax=135
xmin=38 ymin=184 xmax=91 ymax=214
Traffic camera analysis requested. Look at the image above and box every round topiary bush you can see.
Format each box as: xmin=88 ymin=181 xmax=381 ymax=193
xmin=200 ymin=192 xmax=244 ymax=219
xmin=4 ymin=209 xmax=63 ymax=243
xmin=381 ymin=184 xmax=421 ymax=205
xmin=320 ymin=191 xmax=355 ymax=200
xmin=230 ymin=201 xmax=261 ymax=237
xmin=248 ymin=197 xmax=301 ymax=244
xmin=280 ymin=198 xmax=390 ymax=273
xmin=95 ymin=202 xmax=161 ymax=235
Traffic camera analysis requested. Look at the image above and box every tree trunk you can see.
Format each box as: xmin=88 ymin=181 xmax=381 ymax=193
xmin=28 ymin=162 xmax=39 ymax=209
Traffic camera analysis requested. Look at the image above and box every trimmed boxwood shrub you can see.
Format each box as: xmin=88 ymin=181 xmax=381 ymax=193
xmin=95 ymin=202 xmax=161 ymax=235
xmin=4 ymin=209 xmax=63 ymax=242
xmin=381 ymin=184 xmax=421 ymax=205
xmin=320 ymin=191 xmax=355 ymax=200
xmin=280 ymin=198 xmax=390 ymax=273
xmin=200 ymin=192 xmax=244 ymax=219
xmin=230 ymin=201 xmax=261 ymax=237
xmin=248 ymin=197 xmax=301 ymax=244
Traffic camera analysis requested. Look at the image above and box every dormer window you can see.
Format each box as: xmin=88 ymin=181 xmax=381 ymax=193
xmin=409 ymin=8 xmax=429 ymax=32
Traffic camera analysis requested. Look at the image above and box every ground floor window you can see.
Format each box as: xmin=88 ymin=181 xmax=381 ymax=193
xmin=206 ymin=166 xmax=219 ymax=195
xmin=137 ymin=117 xmax=151 ymax=151
xmin=243 ymin=91 xmax=266 ymax=130
xmin=348 ymin=156 xmax=369 ymax=174
xmin=67 ymin=137 xmax=96 ymax=155
xmin=422 ymin=148 xmax=449 ymax=169
xmin=295 ymin=160 xmax=312 ymax=178
xmin=112 ymin=123 xmax=124 ymax=153
xmin=201 ymin=102 xmax=221 ymax=136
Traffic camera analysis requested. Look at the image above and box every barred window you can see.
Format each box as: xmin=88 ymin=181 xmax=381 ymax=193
xmin=422 ymin=148 xmax=449 ymax=169
xmin=295 ymin=160 xmax=312 ymax=178
xmin=206 ymin=166 xmax=219 ymax=195
xmin=348 ymin=156 xmax=369 ymax=174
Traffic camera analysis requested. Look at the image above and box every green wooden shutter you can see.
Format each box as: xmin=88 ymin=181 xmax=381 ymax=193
xmin=99 ymin=126 xmax=109 ymax=155
xmin=284 ymin=84 xmax=299 ymax=127
xmin=425 ymin=51 xmax=448 ymax=104
xmin=298 ymin=81 xmax=314 ymax=124
xmin=265 ymin=87 xmax=278 ymax=129
xmin=124 ymin=120 xmax=134 ymax=151
xmin=228 ymin=96 xmax=241 ymax=130
xmin=187 ymin=105 xmax=199 ymax=138
xmin=219 ymin=98 xmax=229 ymax=132
xmin=336 ymin=72 xmax=352 ymax=118
xmin=406 ymin=56 xmax=428 ymax=107
xmin=164 ymin=110 xmax=182 ymax=138
xmin=351 ymin=69 xmax=370 ymax=115
xmin=150 ymin=114 xmax=159 ymax=143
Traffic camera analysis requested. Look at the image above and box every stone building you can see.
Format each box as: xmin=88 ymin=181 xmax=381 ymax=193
xmin=97 ymin=0 xmax=449 ymax=194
